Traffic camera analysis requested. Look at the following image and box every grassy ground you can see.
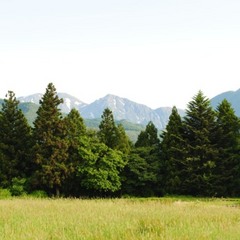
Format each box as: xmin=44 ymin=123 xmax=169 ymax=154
xmin=0 ymin=197 xmax=240 ymax=239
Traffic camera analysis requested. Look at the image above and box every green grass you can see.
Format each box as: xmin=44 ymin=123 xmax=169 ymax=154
xmin=0 ymin=197 xmax=240 ymax=239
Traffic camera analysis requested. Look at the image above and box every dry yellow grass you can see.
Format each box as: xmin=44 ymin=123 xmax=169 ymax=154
xmin=0 ymin=198 xmax=240 ymax=239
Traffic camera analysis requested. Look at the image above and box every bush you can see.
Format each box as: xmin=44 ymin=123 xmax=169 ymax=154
xmin=0 ymin=188 xmax=11 ymax=199
xmin=30 ymin=190 xmax=48 ymax=198
xmin=10 ymin=178 xmax=27 ymax=196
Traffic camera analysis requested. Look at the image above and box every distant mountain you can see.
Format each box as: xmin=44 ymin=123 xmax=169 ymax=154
xmin=58 ymin=93 xmax=87 ymax=113
xmin=210 ymin=89 xmax=240 ymax=116
xmin=154 ymin=107 xmax=185 ymax=127
xmin=18 ymin=93 xmax=87 ymax=114
xmin=18 ymin=93 xmax=43 ymax=105
xmin=3 ymin=88 xmax=240 ymax=136
xmin=14 ymin=92 xmax=186 ymax=130
xmin=19 ymin=102 xmax=39 ymax=126
xmin=80 ymin=94 xmax=185 ymax=129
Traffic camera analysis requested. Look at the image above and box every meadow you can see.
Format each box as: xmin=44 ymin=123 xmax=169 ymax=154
xmin=0 ymin=197 xmax=240 ymax=239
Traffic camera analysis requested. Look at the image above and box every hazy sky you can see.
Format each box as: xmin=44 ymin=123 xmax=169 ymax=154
xmin=1 ymin=0 xmax=240 ymax=109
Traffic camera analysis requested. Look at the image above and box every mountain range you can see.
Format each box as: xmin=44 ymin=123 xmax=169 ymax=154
xmin=1 ymin=89 xmax=240 ymax=141
xmin=17 ymin=93 xmax=185 ymax=130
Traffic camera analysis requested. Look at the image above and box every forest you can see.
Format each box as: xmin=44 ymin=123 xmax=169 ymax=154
xmin=0 ymin=82 xmax=240 ymax=198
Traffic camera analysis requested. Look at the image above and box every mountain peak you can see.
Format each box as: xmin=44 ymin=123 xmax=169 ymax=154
xmin=18 ymin=93 xmax=88 ymax=113
xmin=80 ymin=94 xmax=182 ymax=129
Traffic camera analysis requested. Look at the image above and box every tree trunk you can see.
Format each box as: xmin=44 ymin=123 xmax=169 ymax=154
xmin=56 ymin=187 xmax=60 ymax=198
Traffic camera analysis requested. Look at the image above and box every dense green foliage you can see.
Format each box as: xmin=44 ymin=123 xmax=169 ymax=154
xmin=0 ymin=91 xmax=32 ymax=188
xmin=1 ymin=84 xmax=240 ymax=197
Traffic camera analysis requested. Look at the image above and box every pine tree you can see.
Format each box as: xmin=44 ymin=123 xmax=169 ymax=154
xmin=0 ymin=91 xmax=31 ymax=187
xmin=160 ymin=106 xmax=186 ymax=195
xmin=32 ymin=83 xmax=68 ymax=196
xmin=62 ymin=108 xmax=87 ymax=196
xmin=182 ymin=91 xmax=217 ymax=196
xmin=135 ymin=121 xmax=160 ymax=148
xmin=214 ymin=99 xmax=240 ymax=196
xmin=98 ymin=108 xmax=118 ymax=149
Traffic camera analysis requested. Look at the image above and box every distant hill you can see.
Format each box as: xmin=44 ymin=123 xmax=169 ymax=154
xmin=210 ymin=89 xmax=240 ymax=116
xmin=84 ymin=118 xmax=145 ymax=143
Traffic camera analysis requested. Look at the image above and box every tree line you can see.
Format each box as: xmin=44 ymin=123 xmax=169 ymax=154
xmin=0 ymin=82 xmax=240 ymax=197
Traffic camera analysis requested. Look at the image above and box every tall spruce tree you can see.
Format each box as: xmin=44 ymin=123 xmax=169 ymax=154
xmin=0 ymin=91 xmax=31 ymax=187
xmin=98 ymin=108 xmax=118 ymax=149
xmin=214 ymin=99 xmax=240 ymax=196
xmin=62 ymin=108 xmax=87 ymax=196
xmin=160 ymin=106 xmax=186 ymax=195
xmin=135 ymin=121 xmax=160 ymax=148
xmin=182 ymin=91 xmax=218 ymax=196
xmin=32 ymin=83 xmax=68 ymax=196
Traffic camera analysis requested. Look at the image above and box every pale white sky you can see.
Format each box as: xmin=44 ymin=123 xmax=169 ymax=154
xmin=1 ymin=0 xmax=240 ymax=109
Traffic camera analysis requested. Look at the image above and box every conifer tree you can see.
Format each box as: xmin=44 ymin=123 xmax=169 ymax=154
xmin=123 ymin=121 xmax=162 ymax=196
xmin=98 ymin=108 xmax=118 ymax=149
xmin=160 ymin=106 xmax=186 ymax=194
xmin=62 ymin=108 xmax=87 ymax=196
xmin=115 ymin=124 xmax=131 ymax=154
xmin=0 ymin=91 xmax=31 ymax=187
xmin=32 ymin=83 xmax=68 ymax=196
xmin=182 ymin=91 xmax=217 ymax=196
xmin=214 ymin=99 xmax=240 ymax=196
xmin=135 ymin=121 xmax=160 ymax=148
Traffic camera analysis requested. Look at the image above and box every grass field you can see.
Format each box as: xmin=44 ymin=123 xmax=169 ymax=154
xmin=0 ymin=197 xmax=240 ymax=239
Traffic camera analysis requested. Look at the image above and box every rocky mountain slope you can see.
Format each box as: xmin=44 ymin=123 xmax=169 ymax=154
xmin=80 ymin=94 xmax=185 ymax=129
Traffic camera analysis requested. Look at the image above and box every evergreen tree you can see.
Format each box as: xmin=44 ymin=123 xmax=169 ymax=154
xmin=160 ymin=106 xmax=186 ymax=195
xmin=62 ymin=108 xmax=87 ymax=196
xmin=122 ymin=147 xmax=159 ymax=196
xmin=214 ymin=99 xmax=240 ymax=196
xmin=115 ymin=124 xmax=131 ymax=154
xmin=98 ymin=108 xmax=118 ymax=149
xmin=0 ymin=91 xmax=31 ymax=187
xmin=123 ymin=121 xmax=162 ymax=196
xmin=32 ymin=83 xmax=68 ymax=196
xmin=182 ymin=91 xmax=217 ymax=196
xmin=135 ymin=121 xmax=160 ymax=148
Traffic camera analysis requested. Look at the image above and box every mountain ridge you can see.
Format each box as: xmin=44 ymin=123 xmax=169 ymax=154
xmin=1 ymin=88 xmax=240 ymax=136
xmin=16 ymin=92 xmax=185 ymax=130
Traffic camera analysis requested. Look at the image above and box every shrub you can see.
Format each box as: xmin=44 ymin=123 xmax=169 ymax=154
xmin=30 ymin=190 xmax=48 ymax=198
xmin=0 ymin=188 xmax=11 ymax=199
xmin=10 ymin=178 xmax=27 ymax=196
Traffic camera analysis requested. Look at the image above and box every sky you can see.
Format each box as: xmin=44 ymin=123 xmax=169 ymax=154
xmin=0 ymin=0 xmax=240 ymax=109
